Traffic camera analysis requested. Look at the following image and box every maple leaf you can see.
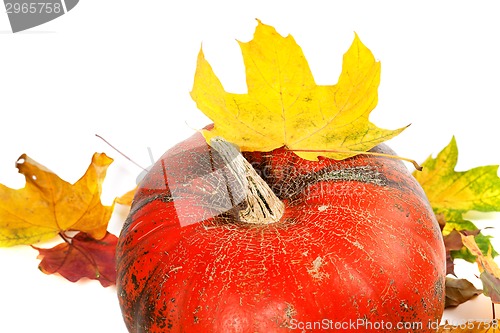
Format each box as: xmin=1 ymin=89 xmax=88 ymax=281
xmin=191 ymin=20 xmax=406 ymax=161
xmin=414 ymin=137 xmax=500 ymax=306
xmin=0 ymin=153 xmax=114 ymax=247
xmin=413 ymin=137 xmax=500 ymax=260
xmin=414 ymin=136 xmax=500 ymax=213
xmin=34 ymin=231 xmax=118 ymax=287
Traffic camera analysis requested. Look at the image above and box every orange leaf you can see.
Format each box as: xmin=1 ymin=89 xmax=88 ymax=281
xmin=0 ymin=153 xmax=114 ymax=247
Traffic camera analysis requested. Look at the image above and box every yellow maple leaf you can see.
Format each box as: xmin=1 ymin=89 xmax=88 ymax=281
xmin=0 ymin=153 xmax=114 ymax=247
xmin=191 ymin=20 xmax=406 ymax=161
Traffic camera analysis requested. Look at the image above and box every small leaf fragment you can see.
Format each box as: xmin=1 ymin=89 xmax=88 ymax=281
xmin=445 ymin=277 xmax=482 ymax=308
xmin=481 ymin=270 xmax=500 ymax=304
xmin=443 ymin=229 xmax=470 ymax=276
xmin=461 ymin=234 xmax=500 ymax=303
xmin=116 ymin=187 xmax=136 ymax=206
xmin=34 ymin=232 xmax=118 ymax=287
xmin=191 ymin=20 xmax=406 ymax=161
xmin=0 ymin=153 xmax=114 ymax=247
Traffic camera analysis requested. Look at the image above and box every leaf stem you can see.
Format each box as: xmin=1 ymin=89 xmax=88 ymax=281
xmin=290 ymin=148 xmax=423 ymax=171
xmin=95 ymin=134 xmax=148 ymax=171
xmin=58 ymin=232 xmax=72 ymax=244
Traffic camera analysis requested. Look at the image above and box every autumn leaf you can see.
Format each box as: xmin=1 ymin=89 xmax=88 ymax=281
xmin=34 ymin=232 xmax=118 ymax=287
xmin=0 ymin=153 xmax=114 ymax=247
xmin=443 ymin=228 xmax=474 ymax=276
xmin=414 ymin=137 xmax=500 ymax=259
xmin=414 ymin=136 xmax=500 ymax=213
xmin=441 ymin=214 xmax=497 ymax=269
xmin=461 ymin=234 xmax=500 ymax=303
xmin=445 ymin=277 xmax=482 ymax=308
xmin=414 ymin=137 xmax=500 ymax=306
xmin=191 ymin=20 xmax=406 ymax=161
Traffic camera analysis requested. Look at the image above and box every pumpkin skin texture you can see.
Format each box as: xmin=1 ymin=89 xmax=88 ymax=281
xmin=116 ymin=131 xmax=446 ymax=333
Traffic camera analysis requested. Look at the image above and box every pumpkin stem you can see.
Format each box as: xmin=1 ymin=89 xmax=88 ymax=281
xmin=211 ymin=137 xmax=284 ymax=225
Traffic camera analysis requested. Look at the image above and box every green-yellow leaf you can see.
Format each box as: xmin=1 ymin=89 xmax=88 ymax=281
xmin=191 ymin=20 xmax=406 ymax=161
xmin=414 ymin=136 xmax=500 ymax=212
xmin=0 ymin=153 xmax=114 ymax=247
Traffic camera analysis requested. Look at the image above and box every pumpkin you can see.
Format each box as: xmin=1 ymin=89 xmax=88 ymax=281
xmin=116 ymin=130 xmax=446 ymax=332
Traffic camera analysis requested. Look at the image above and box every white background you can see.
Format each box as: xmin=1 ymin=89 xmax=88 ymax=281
xmin=0 ymin=1 xmax=499 ymax=332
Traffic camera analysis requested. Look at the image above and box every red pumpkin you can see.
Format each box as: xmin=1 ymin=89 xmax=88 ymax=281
xmin=116 ymin=130 xmax=446 ymax=332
